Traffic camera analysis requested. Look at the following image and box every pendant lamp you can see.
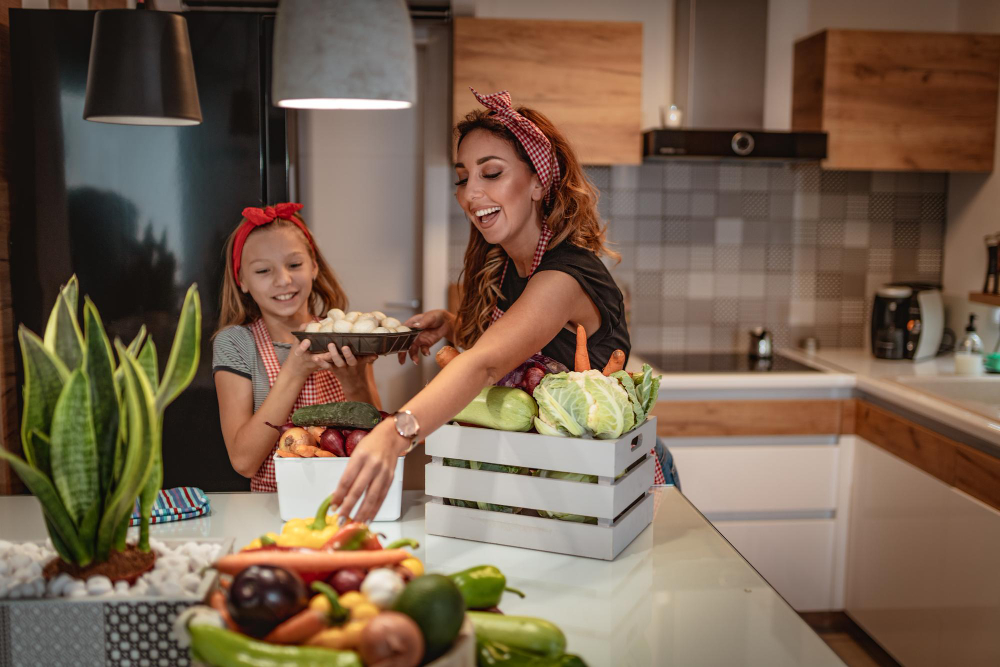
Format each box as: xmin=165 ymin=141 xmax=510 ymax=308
xmin=83 ymin=2 xmax=202 ymax=126
xmin=273 ymin=0 xmax=416 ymax=110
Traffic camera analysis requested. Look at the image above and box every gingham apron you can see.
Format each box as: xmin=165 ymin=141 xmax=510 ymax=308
xmin=488 ymin=228 xmax=666 ymax=485
xmin=248 ymin=318 xmax=345 ymax=492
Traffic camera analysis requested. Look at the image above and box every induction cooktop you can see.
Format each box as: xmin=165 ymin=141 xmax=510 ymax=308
xmin=636 ymin=353 xmax=820 ymax=373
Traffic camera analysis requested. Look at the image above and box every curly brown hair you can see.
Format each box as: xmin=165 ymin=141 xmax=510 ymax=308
xmin=214 ymin=214 xmax=348 ymax=337
xmin=452 ymin=107 xmax=618 ymax=350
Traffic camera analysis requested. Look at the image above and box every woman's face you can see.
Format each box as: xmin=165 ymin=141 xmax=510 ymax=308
xmin=239 ymin=225 xmax=318 ymax=320
xmin=454 ymin=129 xmax=545 ymax=246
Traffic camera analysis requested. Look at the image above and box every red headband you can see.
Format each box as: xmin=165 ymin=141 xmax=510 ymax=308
xmin=232 ymin=202 xmax=312 ymax=287
xmin=470 ymin=88 xmax=561 ymax=203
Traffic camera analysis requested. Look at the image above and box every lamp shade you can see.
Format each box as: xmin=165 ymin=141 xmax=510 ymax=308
xmin=273 ymin=0 xmax=416 ymax=110
xmin=83 ymin=9 xmax=202 ymax=126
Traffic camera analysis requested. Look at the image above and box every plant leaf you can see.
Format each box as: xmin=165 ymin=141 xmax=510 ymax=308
xmin=61 ymin=274 xmax=79 ymax=316
xmin=19 ymin=326 xmax=69 ymax=463
xmin=155 ymin=284 xmax=201 ymax=413
xmin=27 ymin=429 xmax=51 ymax=480
xmin=96 ymin=345 xmax=158 ymax=562
xmin=43 ymin=286 xmax=84 ymax=371
xmin=114 ymin=326 xmax=147 ymax=387
xmin=44 ymin=515 xmax=74 ymax=563
xmin=138 ymin=448 xmax=162 ymax=552
xmin=0 ymin=449 xmax=88 ymax=565
xmin=50 ymin=368 xmax=99 ymax=528
xmin=84 ymin=297 xmax=120 ymax=498
xmin=137 ymin=337 xmax=159 ymax=392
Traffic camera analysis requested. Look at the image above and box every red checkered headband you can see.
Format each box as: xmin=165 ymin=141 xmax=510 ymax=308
xmin=232 ymin=203 xmax=314 ymax=288
xmin=469 ymin=88 xmax=561 ymax=204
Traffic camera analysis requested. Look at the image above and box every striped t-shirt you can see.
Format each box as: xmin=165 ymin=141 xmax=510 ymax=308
xmin=212 ymin=324 xmax=292 ymax=412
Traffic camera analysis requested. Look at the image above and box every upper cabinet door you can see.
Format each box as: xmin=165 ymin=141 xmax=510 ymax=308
xmin=452 ymin=17 xmax=643 ymax=165
xmin=792 ymin=29 xmax=1000 ymax=172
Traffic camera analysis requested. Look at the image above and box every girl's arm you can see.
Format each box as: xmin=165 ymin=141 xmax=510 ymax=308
xmin=330 ymin=270 xmax=600 ymax=522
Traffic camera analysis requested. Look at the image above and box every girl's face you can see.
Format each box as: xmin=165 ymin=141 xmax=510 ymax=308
xmin=454 ymin=129 xmax=545 ymax=246
xmin=239 ymin=225 xmax=318 ymax=320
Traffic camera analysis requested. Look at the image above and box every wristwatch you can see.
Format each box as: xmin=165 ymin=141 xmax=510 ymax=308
xmin=392 ymin=410 xmax=420 ymax=454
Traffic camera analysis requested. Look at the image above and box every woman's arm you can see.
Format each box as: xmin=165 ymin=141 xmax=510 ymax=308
xmin=330 ymin=271 xmax=597 ymax=522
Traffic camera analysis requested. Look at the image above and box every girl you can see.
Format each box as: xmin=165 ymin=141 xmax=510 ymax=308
xmin=212 ymin=203 xmax=380 ymax=491
xmin=330 ymin=89 xmax=665 ymax=523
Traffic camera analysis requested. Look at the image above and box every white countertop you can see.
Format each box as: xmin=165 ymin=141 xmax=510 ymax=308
xmin=1 ymin=490 xmax=843 ymax=667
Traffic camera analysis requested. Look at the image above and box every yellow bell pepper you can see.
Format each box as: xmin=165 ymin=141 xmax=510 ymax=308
xmin=242 ymin=496 xmax=340 ymax=551
xmin=305 ymin=620 xmax=367 ymax=650
xmin=399 ymin=557 xmax=424 ymax=578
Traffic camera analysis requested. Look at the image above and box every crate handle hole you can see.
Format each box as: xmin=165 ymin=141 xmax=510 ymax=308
xmin=629 ymin=433 xmax=643 ymax=451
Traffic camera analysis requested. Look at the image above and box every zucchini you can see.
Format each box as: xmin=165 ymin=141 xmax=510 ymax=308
xmin=291 ymin=401 xmax=381 ymax=429
xmin=453 ymin=387 xmax=537 ymax=432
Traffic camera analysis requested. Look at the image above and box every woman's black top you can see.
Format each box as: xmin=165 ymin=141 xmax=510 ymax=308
xmin=498 ymin=241 xmax=630 ymax=371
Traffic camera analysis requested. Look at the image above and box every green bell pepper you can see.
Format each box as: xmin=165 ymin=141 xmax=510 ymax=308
xmin=449 ymin=565 xmax=525 ymax=609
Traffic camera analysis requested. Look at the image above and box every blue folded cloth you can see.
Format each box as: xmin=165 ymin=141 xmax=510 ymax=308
xmin=128 ymin=487 xmax=210 ymax=526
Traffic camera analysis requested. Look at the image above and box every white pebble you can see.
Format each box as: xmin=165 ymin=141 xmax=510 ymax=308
xmin=0 ymin=540 xmax=12 ymax=551
xmin=0 ymin=581 xmax=8 ymax=599
xmin=47 ymin=574 xmax=71 ymax=597
xmin=32 ymin=579 xmax=45 ymax=598
xmin=9 ymin=582 xmax=29 ymax=599
xmin=0 ymin=561 xmax=8 ymax=576
xmin=86 ymin=575 xmax=113 ymax=595
xmin=63 ymin=580 xmax=86 ymax=597
xmin=8 ymin=553 xmax=31 ymax=570
xmin=21 ymin=561 xmax=42 ymax=582
xmin=68 ymin=586 xmax=88 ymax=598
xmin=115 ymin=580 xmax=130 ymax=593
xmin=160 ymin=581 xmax=183 ymax=597
xmin=180 ymin=573 xmax=201 ymax=593
xmin=131 ymin=580 xmax=149 ymax=596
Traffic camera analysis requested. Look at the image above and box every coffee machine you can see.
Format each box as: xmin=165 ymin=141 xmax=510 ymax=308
xmin=871 ymin=283 xmax=944 ymax=360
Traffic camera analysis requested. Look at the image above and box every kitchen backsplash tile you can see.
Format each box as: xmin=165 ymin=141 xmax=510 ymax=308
xmin=447 ymin=161 xmax=947 ymax=353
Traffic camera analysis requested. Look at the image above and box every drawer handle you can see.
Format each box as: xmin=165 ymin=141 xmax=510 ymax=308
xmin=630 ymin=433 xmax=643 ymax=451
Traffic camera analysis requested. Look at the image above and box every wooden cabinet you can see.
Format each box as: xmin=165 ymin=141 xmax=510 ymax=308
xmin=846 ymin=438 xmax=1000 ymax=666
xmin=452 ymin=17 xmax=643 ymax=165
xmin=792 ymin=29 xmax=1000 ymax=171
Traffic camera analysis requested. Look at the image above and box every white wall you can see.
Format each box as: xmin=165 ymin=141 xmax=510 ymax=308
xmin=454 ymin=0 xmax=673 ymax=131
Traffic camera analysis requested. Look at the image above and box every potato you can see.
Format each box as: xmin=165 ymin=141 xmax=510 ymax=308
xmin=372 ymin=327 xmax=390 ymax=334
xmin=327 ymin=308 xmax=345 ymax=321
xmin=351 ymin=318 xmax=377 ymax=334
xmin=333 ymin=319 xmax=354 ymax=333
xmin=381 ymin=317 xmax=401 ymax=329
xmin=344 ymin=311 xmax=361 ymax=323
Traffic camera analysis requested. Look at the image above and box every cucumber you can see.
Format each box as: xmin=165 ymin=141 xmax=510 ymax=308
xmin=453 ymin=386 xmax=537 ymax=432
xmin=291 ymin=401 xmax=381 ymax=429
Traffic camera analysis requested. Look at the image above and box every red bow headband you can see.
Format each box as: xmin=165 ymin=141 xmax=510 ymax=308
xmin=232 ymin=202 xmax=312 ymax=287
xmin=470 ymin=88 xmax=561 ymax=204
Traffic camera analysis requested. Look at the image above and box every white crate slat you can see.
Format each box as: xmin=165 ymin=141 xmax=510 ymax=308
xmin=424 ymin=417 xmax=657 ymax=478
xmin=425 ymin=455 xmax=654 ymax=519
xmin=426 ymin=492 xmax=654 ymax=560
xmin=274 ymin=456 xmax=404 ymax=522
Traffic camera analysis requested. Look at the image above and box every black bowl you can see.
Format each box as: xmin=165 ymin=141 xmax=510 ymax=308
xmin=291 ymin=329 xmax=423 ymax=356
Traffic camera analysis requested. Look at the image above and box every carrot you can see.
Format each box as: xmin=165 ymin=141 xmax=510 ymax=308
xmin=436 ymin=345 xmax=460 ymax=369
xmin=602 ymin=349 xmax=626 ymax=376
xmin=314 ymin=450 xmax=335 ymax=457
xmin=291 ymin=444 xmax=320 ymax=457
xmin=264 ymin=608 xmax=328 ymax=644
xmin=275 ymin=449 xmax=299 ymax=458
xmin=575 ymin=324 xmax=591 ymax=371
xmin=209 ymin=589 xmax=239 ymax=632
xmin=213 ymin=548 xmax=410 ymax=576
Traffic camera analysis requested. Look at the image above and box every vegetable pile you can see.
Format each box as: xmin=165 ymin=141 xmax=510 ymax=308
xmin=175 ymin=496 xmax=588 ymax=666
xmin=270 ymin=402 xmax=389 ymax=459
xmin=304 ymin=309 xmax=412 ymax=334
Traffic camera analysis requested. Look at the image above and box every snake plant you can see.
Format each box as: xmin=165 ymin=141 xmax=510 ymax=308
xmin=0 ymin=276 xmax=201 ymax=566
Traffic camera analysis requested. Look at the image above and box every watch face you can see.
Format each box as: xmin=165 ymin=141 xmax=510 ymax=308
xmin=395 ymin=412 xmax=418 ymax=439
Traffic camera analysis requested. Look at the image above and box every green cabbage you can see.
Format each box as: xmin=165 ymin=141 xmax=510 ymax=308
xmin=630 ymin=364 xmax=660 ymax=415
xmin=443 ymin=458 xmax=528 ymax=513
xmin=533 ymin=374 xmax=588 ymax=437
xmin=612 ymin=370 xmax=646 ymax=425
xmin=535 ymin=370 xmax=633 ymax=440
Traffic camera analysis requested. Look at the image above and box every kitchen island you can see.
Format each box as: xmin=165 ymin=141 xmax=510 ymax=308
xmin=1 ymin=488 xmax=843 ymax=667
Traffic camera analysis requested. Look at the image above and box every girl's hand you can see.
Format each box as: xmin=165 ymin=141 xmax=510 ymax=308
xmin=325 ymin=343 xmax=377 ymax=395
xmin=398 ymin=309 xmax=455 ymax=365
xmin=283 ymin=339 xmax=338 ymax=380
xmin=329 ymin=420 xmax=408 ymax=524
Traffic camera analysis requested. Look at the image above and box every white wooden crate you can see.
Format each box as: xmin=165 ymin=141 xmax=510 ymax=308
xmin=424 ymin=418 xmax=657 ymax=560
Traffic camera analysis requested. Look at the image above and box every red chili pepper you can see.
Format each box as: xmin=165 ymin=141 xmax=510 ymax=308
xmin=322 ymin=523 xmax=382 ymax=551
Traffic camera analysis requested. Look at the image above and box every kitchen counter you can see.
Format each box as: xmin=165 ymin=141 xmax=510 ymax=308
xmin=781 ymin=348 xmax=1000 ymax=458
xmin=1 ymin=490 xmax=844 ymax=667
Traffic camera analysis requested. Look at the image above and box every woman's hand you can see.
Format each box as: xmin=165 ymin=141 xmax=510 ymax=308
xmin=398 ymin=309 xmax=455 ymax=365
xmin=282 ymin=339 xmax=338 ymax=380
xmin=329 ymin=420 xmax=408 ymax=524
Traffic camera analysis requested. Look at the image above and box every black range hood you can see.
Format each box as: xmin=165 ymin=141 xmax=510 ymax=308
xmin=649 ymin=0 xmax=827 ymax=162
xmin=643 ymin=128 xmax=827 ymax=161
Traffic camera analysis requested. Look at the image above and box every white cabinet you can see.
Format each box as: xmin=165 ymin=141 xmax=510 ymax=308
xmin=846 ymin=438 xmax=1000 ymax=667
xmin=667 ymin=436 xmax=852 ymax=611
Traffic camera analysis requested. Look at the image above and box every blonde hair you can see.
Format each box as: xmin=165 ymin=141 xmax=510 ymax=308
xmin=453 ymin=107 xmax=619 ymax=350
xmin=215 ymin=214 xmax=347 ymax=336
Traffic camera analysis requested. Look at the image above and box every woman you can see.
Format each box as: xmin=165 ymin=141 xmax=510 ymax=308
xmin=330 ymin=89 xmax=650 ymax=522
